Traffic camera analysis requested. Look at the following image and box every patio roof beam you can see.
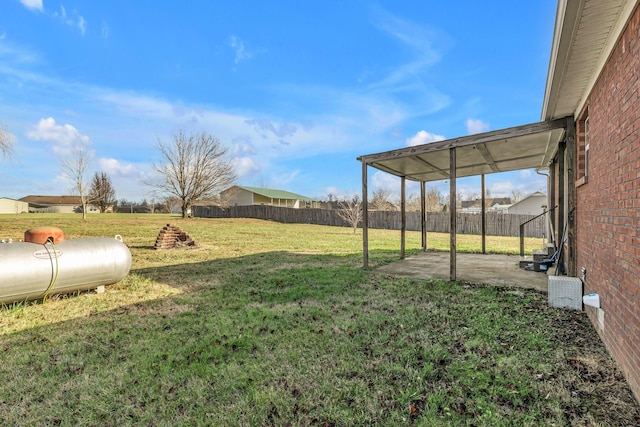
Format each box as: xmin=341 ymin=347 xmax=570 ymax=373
xmin=474 ymin=143 xmax=500 ymax=172
xmin=411 ymin=156 xmax=450 ymax=179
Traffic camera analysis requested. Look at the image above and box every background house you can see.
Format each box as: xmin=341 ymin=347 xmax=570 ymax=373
xmin=0 ymin=197 xmax=29 ymax=214
xmin=221 ymin=186 xmax=316 ymax=208
xmin=460 ymin=197 xmax=512 ymax=213
xmin=506 ymin=192 xmax=547 ymax=215
xmin=19 ymin=195 xmax=99 ymax=214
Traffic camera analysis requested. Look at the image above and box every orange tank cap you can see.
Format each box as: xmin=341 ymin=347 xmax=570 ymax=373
xmin=24 ymin=226 xmax=65 ymax=244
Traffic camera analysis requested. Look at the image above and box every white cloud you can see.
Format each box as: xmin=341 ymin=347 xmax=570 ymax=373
xmin=20 ymin=0 xmax=43 ymax=12
xmin=372 ymin=171 xmax=400 ymax=192
xmin=365 ymin=6 xmax=452 ymax=118
xmin=232 ymin=157 xmax=260 ymax=179
xmin=405 ymin=130 xmax=445 ymax=147
xmin=229 ymin=35 xmax=252 ymax=65
xmin=370 ymin=171 xmax=423 ymax=200
xmin=466 ymin=118 xmax=489 ymax=135
xmin=99 ymin=158 xmax=139 ymax=177
xmin=27 ymin=117 xmax=91 ymax=155
xmin=245 ymin=118 xmax=298 ymax=139
xmin=53 ymin=5 xmax=86 ymax=35
xmin=271 ymin=170 xmax=301 ymax=188
xmin=78 ymin=16 xmax=86 ymax=36
xmin=232 ymin=138 xmax=256 ymax=156
xmin=489 ymin=180 xmax=515 ymax=196
xmin=518 ymin=169 xmax=532 ymax=179
xmin=370 ymin=8 xmax=444 ymax=85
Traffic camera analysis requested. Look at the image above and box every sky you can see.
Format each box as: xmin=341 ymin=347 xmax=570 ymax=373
xmin=0 ymin=0 xmax=557 ymax=203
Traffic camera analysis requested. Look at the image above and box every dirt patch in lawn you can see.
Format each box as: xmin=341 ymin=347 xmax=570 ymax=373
xmin=541 ymin=308 xmax=640 ymax=425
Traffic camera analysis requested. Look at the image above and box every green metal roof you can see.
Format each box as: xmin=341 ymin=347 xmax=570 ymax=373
xmin=238 ymin=186 xmax=313 ymax=201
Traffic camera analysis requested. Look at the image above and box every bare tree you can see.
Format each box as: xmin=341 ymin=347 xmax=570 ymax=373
xmin=405 ymin=193 xmax=422 ymax=212
xmin=218 ymin=186 xmax=239 ymax=208
xmin=370 ymin=188 xmax=395 ymax=211
xmin=61 ymin=146 xmax=93 ymax=220
xmin=161 ymin=196 xmax=180 ymax=214
xmin=426 ymin=186 xmax=444 ymax=212
xmin=511 ymin=190 xmax=524 ymax=203
xmin=0 ymin=125 xmax=14 ymax=159
xmin=89 ymin=172 xmax=116 ymax=213
xmin=148 ymin=130 xmax=236 ymax=218
xmin=336 ymin=195 xmax=362 ymax=234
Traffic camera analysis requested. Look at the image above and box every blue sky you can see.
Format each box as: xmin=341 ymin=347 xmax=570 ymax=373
xmin=0 ymin=0 xmax=556 ymax=202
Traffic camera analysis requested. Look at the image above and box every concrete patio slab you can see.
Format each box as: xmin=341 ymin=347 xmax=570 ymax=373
xmin=377 ymin=251 xmax=549 ymax=293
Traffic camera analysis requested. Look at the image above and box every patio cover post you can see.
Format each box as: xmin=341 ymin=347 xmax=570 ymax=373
xmin=481 ymin=174 xmax=486 ymax=254
xmin=557 ymin=140 xmax=565 ymax=264
xmin=362 ymin=161 xmax=369 ymax=269
xmin=401 ymin=176 xmax=406 ymax=260
xmin=566 ymin=117 xmax=576 ymax=276
xmin=420 ymin=181 xmax=427 ymax=252
xmin=450 ymin=147 xmax=457 ymax=281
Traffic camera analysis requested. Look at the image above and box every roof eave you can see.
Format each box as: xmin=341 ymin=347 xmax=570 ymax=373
xmin=542 ymin=0 xmax=582 ymax=121
xmin=542 ymin=0 xmax=639 ymax=121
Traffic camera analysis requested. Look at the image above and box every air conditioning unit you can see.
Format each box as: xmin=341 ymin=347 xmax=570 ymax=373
xmin=548 ymin=276 xmax=583 ymax=310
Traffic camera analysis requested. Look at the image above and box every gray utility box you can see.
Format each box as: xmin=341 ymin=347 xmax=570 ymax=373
xmin=548 ymin=276 xmax=583 ymax=310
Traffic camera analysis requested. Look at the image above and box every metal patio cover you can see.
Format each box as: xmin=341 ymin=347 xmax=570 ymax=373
xmin=358 ymin=118 xmax=567 ymax=182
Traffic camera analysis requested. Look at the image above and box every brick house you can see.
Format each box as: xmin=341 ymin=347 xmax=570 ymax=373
xmin=358 ymin=0 xmax=640 ymax=401
xmin=543 ymin=0 xmax=640 ymax=401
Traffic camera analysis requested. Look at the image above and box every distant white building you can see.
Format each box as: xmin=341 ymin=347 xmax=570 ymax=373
xmin=0 ymin=197 xmax=29 ymax=214
xmin=460 ymin=197 xmax=512 ymax=214
xmin=221 ymin=186 xmax=316 ymax=208
xmin=488 ymin=203 xmax=512 ymax=213
xmin=506 ymin=191 xmax=547 ymax=215
xmin=19 ymin=195 xmax=101 ymax=214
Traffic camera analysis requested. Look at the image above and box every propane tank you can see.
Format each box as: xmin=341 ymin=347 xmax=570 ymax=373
xmin=0 ymin=228 xmax=132 ymax=304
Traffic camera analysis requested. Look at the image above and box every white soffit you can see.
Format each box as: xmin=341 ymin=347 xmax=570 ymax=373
xmin=543 ymin=0 xmax=637 ymax=120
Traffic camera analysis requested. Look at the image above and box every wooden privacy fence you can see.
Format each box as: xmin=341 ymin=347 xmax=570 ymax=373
xmin=193 ymin=205 xmax=546 ymax=238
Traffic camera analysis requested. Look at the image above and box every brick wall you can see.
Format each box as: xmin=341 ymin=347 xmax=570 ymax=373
xmin=576 ymin=3 xmax=640 ymax=401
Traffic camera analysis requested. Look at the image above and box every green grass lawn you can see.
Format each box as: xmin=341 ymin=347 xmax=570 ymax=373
xmin=0 ymin=214 xmax=638 ymax=426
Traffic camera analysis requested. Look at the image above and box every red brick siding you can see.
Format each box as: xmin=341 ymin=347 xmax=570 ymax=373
xmin=576 ymin=4 xmax=640 ymax=400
